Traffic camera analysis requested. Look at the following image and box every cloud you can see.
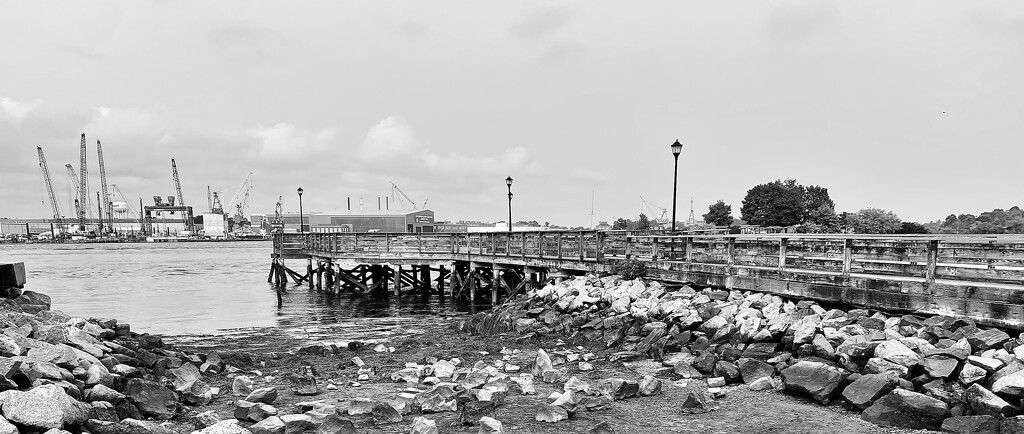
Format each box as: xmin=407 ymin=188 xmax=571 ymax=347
xmin=0 ymin=97 xmax=42 ymax=123
xmin=206 ymin=23 xmax=294 ymax=61
xmin=248 ymin=123 xmax=340 ymax=161
xmin=510 ymin=6 xmax=573 ymax=40
xmin=539 ymin=40 xmax=585 ymax=65
xmin=359 ymin=116 xmax=417 ymax=161
xmin=764 ymin=1 xmax=841 ymax=42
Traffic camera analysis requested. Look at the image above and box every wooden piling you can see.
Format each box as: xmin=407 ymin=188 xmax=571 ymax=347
xmin=394 ymin=265 xmax=402 ymax=297
xmin=438 ymin=265 xmax=446 ymax=298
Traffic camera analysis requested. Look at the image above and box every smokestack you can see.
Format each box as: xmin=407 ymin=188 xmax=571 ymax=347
xmin=359 ymin=197 xmax=363 ymax=212
xmin=378 ymin=197 xmax=381 ymax=210
xmin=386 ymin=197 xmax=389 ymax=211
xmin=347 ymin=197 xmax=351 ymax=211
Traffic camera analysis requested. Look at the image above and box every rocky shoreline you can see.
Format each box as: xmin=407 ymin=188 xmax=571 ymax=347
xmin=461 ymin=274 xmax=1024 ymax=433
xmin=5 ymin=273 xmax=1022 ymax=434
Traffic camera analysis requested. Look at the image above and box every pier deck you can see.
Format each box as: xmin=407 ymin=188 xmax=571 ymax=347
xmin=272 ymin=231 xmax=1024 ymax=329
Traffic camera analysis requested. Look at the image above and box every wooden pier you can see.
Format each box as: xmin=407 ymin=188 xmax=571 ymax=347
xmin=271 ymin=231 xmax=1024 ymax=329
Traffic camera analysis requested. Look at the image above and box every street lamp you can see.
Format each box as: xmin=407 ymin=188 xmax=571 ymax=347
xmin=506 ymin=176 xmax=513 ymax=232
xmin=670 ymin=140 xmax=683 ymax=232
xmin=297 ymin=187 xmax=304 ymax=234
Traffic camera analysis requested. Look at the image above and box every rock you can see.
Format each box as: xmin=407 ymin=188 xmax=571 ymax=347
xmin=346 ymin=398 xmax=377 ymax=416
xmin=280 ymin=414 xmax=315 ymax=434
xmin=921 ymin=355 xmax=958 ymax=379
xmin=535 ymin=404 xmax=568 ymax=423
xmin=587 ymin=421 xmax=615 ymax=434
xmin=968 ymin=356 xmax=1005 ymax=373
xmin=967 ymin=328 xmax=1011 ymax=351
xmin=247 ymin=403 xmax=278 ymax=422
xmin=941 ymin=415 xmax=1000 ymax=434
xmin=0 ymin=336 xmax=21 ymax=357
xmin=0 ymin=416 xmax=18 ymax=434
xmin=861 ymin=389 xmax=948 ymax=430
xmin=992 ymin=369 xmax=1024 ymax=396
xmin=959 ymin=362 xmax=988 ymax=385
xmin=1001 ymin=416 xmax=1024 ymax=434
xmin=461 ymin=401 xmax=496 ymax=425
xmin=410 ymin=416 xmax=439 ymax=434
xmin=639 ymin=375 xmax=662 ymax=396
xmin=679 ymin=388 xmax=716 ymax=414
xmin=713 ymin=361 xmax=741 ymax=384
xmin=123 ymin=378 xmax=177 ymax=420
xmin=85 ymin=384 xmax=126 ymax=403
xmin=194 ymin=420 xmax=252 ymax=434
xmin=318 ymin=414 xmax=356 ymax=434
xmin=1 ymin=383 xmax=89 ymax=430
xmin=874 ymin=340 xmax=920 ymax=367
xmin=780 ymin=361 xmax=848 ymax=404
xmin=841 ymin=373 xmax=899 ymax=410
xmin=290 ymin=373 xmax=318 ymax=396
xmin=749 ymin=376 xmax=776 ymax=391
xmin=964 ymin=383 xmax=1015 ymax=417
xmin=863 ymin=358 xmax=909 ymax=378
xmin=192 ymin=410 xmax=222 ymax=428
xmin=600 ymin=378 xmax=639 ymax=401
xmin=737 ymin=358 xmax=774 ymax=384
xmin=182 ymin=379 xmax=213 ymax=406
xmin=250 ymin=416 xmax=285 ymax=434
xmin=245 ymin=387 xmax=278 ymax=404
xmin=371 ymin=402 xmax=402 ymax=425
xmin=533 ymin=349 xmax=553 ymax=376
xmin=232 ymin=376 xmax=254 ymax=396
xmin=478 ymin=416 xmax=503 ymax=434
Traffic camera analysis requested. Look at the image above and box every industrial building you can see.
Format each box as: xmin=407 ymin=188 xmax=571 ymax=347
xmin=143 ymin=196 xmax=193 ymax=236
xmin=281 ymin=210 xmax=435 ymax=233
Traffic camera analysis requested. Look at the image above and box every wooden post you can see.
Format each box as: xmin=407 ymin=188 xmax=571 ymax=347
xmin=307 ymin=258 xmax=314 ymax=289
xmin=469 ymin=267 xmax=477 ymax=306
xmin=726 ymin=238 xmax=736 ymax=288
xmin=556 ymin=232 xmax=563 ymax=259
xmin=316 ymin=261 xmax=323 ymax=290
xmin=778 ymin=238 xmax=788 ymax=272
xmin=579 ymin=230 xmax=585 ymax=261
xmin=268 ymin=261 xmax=275 ymax=283
xmin=925 ymin=239 xmax=938 ymax=285
xmin=522 ymin=233 xmax=527 ymax=260
xmin=492 ymin=265 xmax=499 ymax=306
xmin=386 ymin=233 xmax=391 ymax=254
xmin=685 ymin=236 xmax=694 ymax=263
xmin=420 ymin=265 xmax=430 ymax=294
xmin=596 ymin=231 xmax=605 ymax=262
xmin=418 ymin=233 xmax=423 ymax=253
xmin=625 ymin=234 xmax=633 ymax=259
xmin=438 ymin=265 xmax=447 ymax=297
xmin=842 ymin=238 xmax=853 ymax=278
xmin=652 ymin=237 xmax=659 ymax=263
xmin=507 ymin=233 xmax=512 ymax=257
xmin=394 ymin=265 xmax=402 ymax=296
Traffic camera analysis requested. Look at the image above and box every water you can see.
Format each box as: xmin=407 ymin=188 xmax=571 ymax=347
xmin=0 ymin=241 xmax=472 ymax=339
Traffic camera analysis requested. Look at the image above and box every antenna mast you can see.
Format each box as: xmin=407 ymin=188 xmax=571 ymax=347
xmin=78 ymin=133 xmax=88 ymax=231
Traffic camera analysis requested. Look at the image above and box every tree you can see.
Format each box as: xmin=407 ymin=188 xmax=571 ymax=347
xmin=635 ymin=214 xmax=651 ymax=231
xmin=896 ymin=222 xmax=929 ymax=234
xmin=847 ymin=208 xmax=902 ymax=234
xmin=612 ymin=218 xmax=631 ymax=230
xmin=703 ymin=200 xmax=734 ymax=226
xmin=740 ymin=179 xmax=806 ymax=226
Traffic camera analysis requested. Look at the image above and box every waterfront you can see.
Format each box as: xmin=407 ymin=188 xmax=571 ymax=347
xmin=0 ymin=241 xmax=467 ymax=337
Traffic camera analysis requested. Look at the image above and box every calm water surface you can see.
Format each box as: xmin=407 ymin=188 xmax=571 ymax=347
xmin=0 ymin=242 xmax=471 ymax=340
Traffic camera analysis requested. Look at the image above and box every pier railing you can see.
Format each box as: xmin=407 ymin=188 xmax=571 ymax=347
xmin=274 ymin=231 xmax=1024 ymax=329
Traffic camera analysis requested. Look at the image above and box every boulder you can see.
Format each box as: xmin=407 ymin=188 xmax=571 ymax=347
xmin=992 ymin=369 xmax=1024 ymax=396
xmin=861 ymin=389 xmax=948 ymax=430
xmin=841 ymin=373 xmax=898 ymax=410
xmin=250 ymin=416 xmax=285 ymax=434
xmin=639 ymin=375 xmax=662 ymax=396
xmin=194 ymin=420 xmax=252 ymax=434
xmin=600 ymin=379 xmax=639 ymax=401
xmin=533 ymin=349 xmax=553 ymax=376
xmin=280 ymin=415 xmax=315 ymax=434
xmin=737 ymin=358 xmax=774 ymax=384
xmin=85 ymin=384 xmax=126 ymax=403
xmin=371 ymin=402 xmax=402 ymax=425
xmin=874 ymin=340 xmax=920 ymax=367
xmin=1001 ymin=416 xmax=1024 ymax=434
xmin=245 ymin=387 xmax=278 ymax=404
xmin=921 ymin=355 xmax=958 ymax=379
xmin=679 ymin=388 xmax=716 ymax=414
xmin=967 ymin=328 xmax=1011 ymax=351
xmin=478 ymin=416 xmax=503 ymax=434
xmin=959 ymin=362 xmax=988 ymax=385
xmin=123 ymin=378 xmax=177 ymax=420
xmin=318 ymin=414 xmax=356 ymax=434
xmin=780 ymin=361 xmax=848 ymax=404
xmin=964 ymin=383 xmax=1015 ymax=417
xmin=535 ymin=404 xmax=568 ymax=423
xmin=1 ymin=383 xmax=89 ymax=430
xmin=232 ymin=376 xmax=254 ymax=396
xmin=410 ymin=416 xmax=439 ymax=434
xmin=941 ymin=415 xmax=1000 ymax=434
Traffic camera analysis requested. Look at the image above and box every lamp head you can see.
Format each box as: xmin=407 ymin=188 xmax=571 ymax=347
xmin=671 ymin=140 xmax=683 ymax=157
xmin=505 ymin=176 xmax=513 ymax=187
xmin=297 ymin=187 xmax=304 ymax=196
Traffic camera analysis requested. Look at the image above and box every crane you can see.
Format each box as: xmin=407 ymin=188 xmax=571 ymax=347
xmin=78 ymin=133 xmax=88 ymax=231
xmin=96 ymin=140 xmax=112 ymax=234
xmin=170 ymin=158 xmax=192 ymax=231
xmin=640 ymin=196 xmax=669 ymax=226
xmin=389 ymin=181 xmax=426 ymax=210
xmin=65 ymin=164 xmax=83 ymax=222
xmin=111 ymin=184 xmax=142 ymax=228
xmin=226 ymin=172 xmax=253 ymax=213
xmin=36 ymin=147 xmax=63 ymax=236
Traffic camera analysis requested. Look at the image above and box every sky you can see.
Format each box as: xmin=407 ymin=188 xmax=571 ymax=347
xmin=1 ymin=1 xmax=1022 ymax=227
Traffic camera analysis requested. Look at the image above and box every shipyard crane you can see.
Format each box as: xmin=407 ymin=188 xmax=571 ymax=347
xmin=111 ymin=184 xmax=142 ymax=228
xmin=170 ymin=159 xmax=192 ymax=231
xmin=390 ymin=181 xmax=426 ymax=210
xmin=96 ymin=140 xmax=112 ymax=234
xmin=640 ymin=196 xmax=669 ymax=227
xmin=226 ymin=172 xmax=253 ymax=213
xmin=78 ymin=133 xmax=88 ymax=231
xmin=36 ymin=147 xmax=64 ymax=236
xmin=65 ymin=164 xmax=83 ymax=222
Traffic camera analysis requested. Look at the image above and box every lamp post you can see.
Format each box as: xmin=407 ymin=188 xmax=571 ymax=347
xmin=506 ymin=176 xmax=513 ymax=232
xmin=670 ymin=140 xmax=683 ymax=232
xmin=297 ymin=187 xmax=304 ymax=234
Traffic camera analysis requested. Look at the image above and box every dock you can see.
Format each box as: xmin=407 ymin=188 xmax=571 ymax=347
xmin=271 ymin=231 xmax=1024 ymax=329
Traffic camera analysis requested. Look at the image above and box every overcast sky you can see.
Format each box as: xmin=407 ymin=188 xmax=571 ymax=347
xmin=1 ymin=1 xmax=1022 ymax=227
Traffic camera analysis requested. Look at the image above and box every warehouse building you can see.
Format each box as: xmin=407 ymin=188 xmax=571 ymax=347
xmin=281 ymin=209 xmax=435 ymax=233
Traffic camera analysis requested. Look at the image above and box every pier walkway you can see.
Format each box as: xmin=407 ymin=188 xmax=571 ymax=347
xmin=271 ymin=231 xmax=1024 ymax=329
